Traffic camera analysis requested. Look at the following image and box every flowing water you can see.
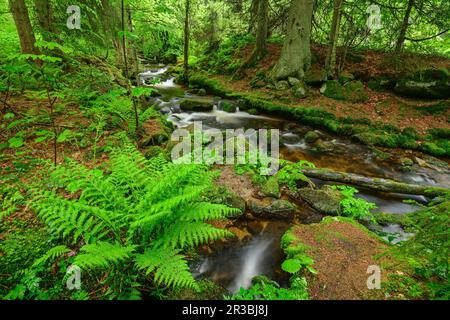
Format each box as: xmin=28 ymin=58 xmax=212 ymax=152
xmin=140 ymin=65 xmax=450 ymax=293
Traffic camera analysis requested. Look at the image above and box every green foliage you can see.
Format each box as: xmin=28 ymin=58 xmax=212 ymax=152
xmin=331 ymin=186 xmax=377 ymax=221
xmin=400 ymin=198 xmax=450 ymax=299
xmin=16 ymin=143 xmax=238 ymax=298
xmin=276 ymin=160 xmax=315 ymax=191
xmin=227 ymin=276 xmax=309 ymax=300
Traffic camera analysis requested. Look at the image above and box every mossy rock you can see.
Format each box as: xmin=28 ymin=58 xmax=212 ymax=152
xmin=288 ymin=77 xmax=301 ymax=87
xmin=197 ymin=88 xmax=207 ymax=96
xmin=179 ymin=98 xmax=215 ymax=111
xmin=262 ymin=199 xmax=296 ymax=219
xmin=320 ymin=80 xmax=345 ymax=100
xmin=338 ymin=72 xmax=355 ymax=84
xmin=305 ymin=69 xmax=327 ymax=86
xmin=275 ymin=80 xmax=290 ymax=91
xmin=260 ymin=176 xmax=280 ymax=198
xmin=247 ymin=108 xmax=260 ymax=115
xmin=219 ymin=100 xmax=238 ymax=113
xmin=394 ymin=69 xmax=450 ymax=99
xmin=292 ymin=83 xmax=307 ymax=99
xmin=395 ymin=80 xmax=450 ymax=99
xmin=343 ymin=80 xmax=369 ymax=103
xmin=304 ymin=131 xmax=319 ymax=143
xmin=296 ymin=186 xmax=344 ymax=216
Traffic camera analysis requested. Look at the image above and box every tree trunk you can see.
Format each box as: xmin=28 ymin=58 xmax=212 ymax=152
xmin=324 ymin=0 xmax=344 ymax=79
xmin=252 ymin=0 xmax=269 ymax=61
xmin=183 ymin=0 xmax=190 ymax=82
xmin=120 ymin=0 xmax=129 ymax=79
xmin=9 ymin=0 xmax=40 ymax=54
xmin=271 ymin=0 xmax=314 ymax=81
xmin=33 ymin=0 xmax=57 ymax=41
xmin=206 ymin=8 xmax=219 ymax=54
xmin=395 ymin=0 xmax=415 ymax=52
xmin=299 ymin=168 xmax=449 ymax=198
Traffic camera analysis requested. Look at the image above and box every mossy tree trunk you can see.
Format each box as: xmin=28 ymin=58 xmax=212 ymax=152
xmin=271 ymin=0 xmax=314 ymax=81
xmin=324 ymin=0 xmax=343 ymax=79
xmin=9 ymin=0 xmax=40 ymax=54
xmin=300 ymin=168 xmax=449 ymax=198
xmin=252 ymin=0 xmax=269 ymax=61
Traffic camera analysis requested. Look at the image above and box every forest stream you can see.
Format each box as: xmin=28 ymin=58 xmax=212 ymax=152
xmin=141 ymin=65 xmax=450 ymax=293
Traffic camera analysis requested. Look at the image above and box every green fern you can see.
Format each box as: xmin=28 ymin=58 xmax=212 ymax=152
xmin=26 ymin=142 xmax=239 ymax=296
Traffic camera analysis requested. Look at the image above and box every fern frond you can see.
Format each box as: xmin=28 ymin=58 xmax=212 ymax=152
xmin=156 ymin=221 xmax=234 ymax=249
xmin=135 ymin=246 xmax=198 ymax=290
xmin=31 ymin=190 xmax=116 ymax=243
xmin=74 ymin=242 xmax=135 ymax=270
xmin=32 ymin=245 xmax=71 ymax=267
xmin=178 ymin=202 xmax=241 ymax=221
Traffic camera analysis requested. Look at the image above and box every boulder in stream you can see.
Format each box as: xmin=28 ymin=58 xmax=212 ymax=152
xmin=294 ymin=186 xmax=345 ymax=216
xmin=179 ymin=98 xmax=215 ymax=111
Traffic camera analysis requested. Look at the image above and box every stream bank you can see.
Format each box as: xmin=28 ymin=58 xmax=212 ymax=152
xmin=139 ymin=64 xmax=450 ymax=297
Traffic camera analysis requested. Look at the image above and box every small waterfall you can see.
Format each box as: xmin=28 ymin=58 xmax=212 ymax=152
xmin=229 ymin=238 xmax=273 ymax=293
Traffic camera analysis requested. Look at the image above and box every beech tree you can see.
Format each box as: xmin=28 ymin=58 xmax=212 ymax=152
xmin=9 ymin=0 xmax=40 ymax=54
xmin=271 ymin=0 xmax=314 ymax=81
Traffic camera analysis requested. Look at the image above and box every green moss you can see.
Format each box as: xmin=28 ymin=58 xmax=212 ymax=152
xmin=321 ymin=80 xmax=345 ymax=100
xmin=188 ymin=71 xmax=449 ymax=158
xmin=304 ymin=131 xmax=319 ymax=143
xmin=421 ymin=142 xmax=446 ymax=157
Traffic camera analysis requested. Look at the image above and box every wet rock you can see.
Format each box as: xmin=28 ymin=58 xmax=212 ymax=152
xmin=320 ymin=80 xmax=345 ymax=100
xmin=313 ymin=139 xmax=335 ymax=153
xmin=288 ymin=77 xmax=301 ymax=87
xmin=275 ymin=80 xmax=290 ymax=91
xmin=304 ymin=131 xmax=319 ymax=143
xmin=399 ymin=157 xmax=414 ymax=167
xmin=261 ymin=200 xmax=296 ymax=219
xmin=247 ymin=220 xmax=268 ymax=235
xmin=219 ymin=100 xmax=238 ymax=113
xmin=160 ymin=107 xmax=171 ymax=114
xmin=198 ymin=88 xmax=207 ymax=96
xmin=295 ymin=186 xmax=344 ymax=216
xmin=228 ymin=226 xmax=251 ymax=241
xmin=179 ymin=98 xmax=214 ymax=111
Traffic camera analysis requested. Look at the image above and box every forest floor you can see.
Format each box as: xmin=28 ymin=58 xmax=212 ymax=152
xmin=287 ymin=219 xmax=408 ymax=300
xmin=208 ymin=43 xmax=450 ymax=134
